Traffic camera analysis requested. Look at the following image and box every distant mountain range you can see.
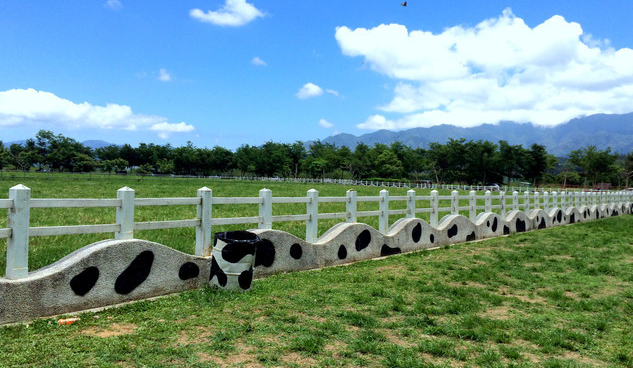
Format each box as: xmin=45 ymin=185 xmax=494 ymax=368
xmin=323 ymin=113 xmax=633 ymax=157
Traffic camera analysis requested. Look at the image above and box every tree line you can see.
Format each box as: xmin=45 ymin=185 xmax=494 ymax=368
xmin=1 ymin=130 xmax=632 ymax=187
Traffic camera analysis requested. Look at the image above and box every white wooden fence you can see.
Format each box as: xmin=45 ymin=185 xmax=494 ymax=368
xmin=2 ymin=185 xmax=631 ymax=280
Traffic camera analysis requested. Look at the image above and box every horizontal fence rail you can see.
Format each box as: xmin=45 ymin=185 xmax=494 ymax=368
xmin=2 ymin=184 xmax=632 ymax=280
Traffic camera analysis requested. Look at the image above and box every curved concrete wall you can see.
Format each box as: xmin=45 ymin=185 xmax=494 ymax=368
xmin=1 ymin=202 xmax=631 ymax=324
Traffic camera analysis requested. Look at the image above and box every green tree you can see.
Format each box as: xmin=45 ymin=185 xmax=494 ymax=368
xmin=623 ymin=152 xmax=633 ymax=188
xmin=568 ymin=146 xmax=618 ymax=186
xmin=235 ymin=144 xmax=258 ymax=175
xmin=374 ymin=150 xmax=404 ymax=178
xmin=498 ymin=140 xmax=525 ymax=185
xmin=523 ymin=143 xmax=553 ymax=186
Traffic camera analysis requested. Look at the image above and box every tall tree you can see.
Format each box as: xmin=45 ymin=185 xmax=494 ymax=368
xmin=569 ymin=146 xmax=618 ymax=186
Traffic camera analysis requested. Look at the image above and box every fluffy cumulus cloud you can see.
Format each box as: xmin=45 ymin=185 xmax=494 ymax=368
xmin=158 ymin=68 xmax=171 ymax=82
xmin=104 ymin=0 xmax=122 ymax=10
xmin=190 ymin=0 xmax=264 ymax=27
xmin=318 ymin=118 xmax=334 ymax=128
xmin=0 ymin=88 xmax=194 ymax=138
xmin=150 ymin=122 xmax=195 ymax=139
xmin=251 ymin=56 xmax=267 ymax=66
xmin=335 ymin=9 xmax=633 ymax=130
xmin=296 ymin=83 xmax=324 ymax=99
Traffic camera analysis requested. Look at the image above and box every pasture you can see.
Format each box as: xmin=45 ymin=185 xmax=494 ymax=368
xmin=1 ymin=175 xmax=633 ymax=367
xmin=0 ymin=174 xmax=448 ymax=274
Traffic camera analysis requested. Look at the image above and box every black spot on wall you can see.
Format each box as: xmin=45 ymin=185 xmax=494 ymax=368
xmin=613 ymin=210 xmax=619 ymax=216
xmin=70 ymin=266 xmax=99 ymax=296
xmin=355 ymin=230 xmax=372 ymax=251
xmin=487 ymin=221 xmax=490 ymax=227
xmin=447 ymin=224 xmax=458 ymax=238
xmin=290 ymin=243 xmax=303 ymax=260
xmin=430 ymin=234 xmax=435 ymax=243
xmin=412 ymin=223 xmax=422 ymax=243
xmin=338 ymin=245 xmax=347 ymax=260
xmin=115 ymin=250 xmax=154 ymax=295
xmin=503 ymin=225 xmax=510 ymax=235
xmin=516 ymin=219 xmax=526 ymax=233
xmin=466 ymin=231 xmax=476 ymax=241
xmin=556 ymin=211 xmax=562 ymax=223
xmin=492 ymin=218 xmax=498 ymax=232
xmin=380 ymin=244 xmax=401 ymax=256
xmin=220 ymin=234 xmax=258 ymax=263
xmin=569 ymin=213 xmax=576 ymax=224
xmin=538 ymin=218 xmax=546 ymax=229
xmin=238 ymin=266 xmax=254 ymax=290
xmin=179 ymin=262 xmax=200 ymax=280
xmin=255 ymin=239 xmax=275 ymax=267
xmin=209 ymin=257 xmax=227 ymax=287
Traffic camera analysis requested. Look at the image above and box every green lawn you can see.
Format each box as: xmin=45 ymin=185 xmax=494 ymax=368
xmin=1 ymin=174 xmax=458 ymax=274
xmin=2 ymin=212 xmax=633 ymax=367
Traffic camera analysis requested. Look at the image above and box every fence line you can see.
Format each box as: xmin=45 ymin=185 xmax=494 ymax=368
xmin=0 ymin=169 xmax=604 ymax=193
xmin=2 ymin=185 xmax=632 ymax=280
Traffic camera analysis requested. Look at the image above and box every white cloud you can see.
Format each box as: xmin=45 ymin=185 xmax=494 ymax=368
xmin=318 ymin=119 xmax=334 ymax=128
xmin=296 ymin=83 xmax=324 ymax=99
xmin=190 ymin=0 xmax=264 ymax=27
xmin=104 ymin=0 xmax=122 ymax=10
xmin=335 ymin=9 xmax=633 ymax=130
xmin=251 ymin=56 xmax=267 ymax=66
xmin=325 ymin=89 xmax=339 ymax=97
xmin=158 ymin=68 xmax=171 ymax=82
xmin=0 ymin=89 xmax=195 ymax=138
xmin=150 ymin=122 xmax=195 ymax=139
xmin=357 ymin=115 xmax=397 ymax=130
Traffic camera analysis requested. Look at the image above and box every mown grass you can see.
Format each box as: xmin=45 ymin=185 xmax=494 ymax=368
xmin=1 ymin=214 xmax=633 ymax=367
xmin=0 ymin=175 xmax=468 ymax=274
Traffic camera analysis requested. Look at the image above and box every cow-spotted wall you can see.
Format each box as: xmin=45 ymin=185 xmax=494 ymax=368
xmin=1 ymin=202 xmax=631 ymax=325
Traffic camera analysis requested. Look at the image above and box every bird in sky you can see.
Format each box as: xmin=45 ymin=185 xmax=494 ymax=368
xmin=401 ymin=1 xmax=407 ymax=6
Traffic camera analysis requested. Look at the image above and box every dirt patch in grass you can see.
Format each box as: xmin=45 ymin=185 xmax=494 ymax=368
xmin=281 ymin=352 xmax=318 ymax=366
xmin=82 ymin=323 xmax=137 ymax=338
xmin=562 ymin=351 xmax=608 ymax=367
xmin=380 ymin=328 xmax=415 ymax=347
xmin=479 ymin=306 xmax=516 ymax=320
xmin=197 ymin=341 xmax=264 ymax=368
xmin=374 ymin=264 xmax=408 ymax=274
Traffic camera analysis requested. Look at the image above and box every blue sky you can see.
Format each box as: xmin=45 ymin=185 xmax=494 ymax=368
xmin=2 ymin=0 xmax=633 ymax=150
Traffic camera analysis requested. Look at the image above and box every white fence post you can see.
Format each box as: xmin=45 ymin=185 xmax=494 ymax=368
xmin=196 ymin=187 xmax=212 ymax=257
xmin=115 ymin=186 xmax=135 ymax=240
xmin=484 ymin=190 xmax=492 ymax=213
xmin=561 ymin=191 xmax=567 ymax=211
xmin=430 ymin=190 xmax=439 ymax=227
xmin=533 ymin=191 xmax=540 ymax=210
xmin=379 ymin=189 xmax=389 ymax=234
xmin=306 ymin=189 xmax=319 ymax=243
xmin=512 ymin=191 xmax=519 ymax=211
xmin=500 ymin=191 xmax=507 ymax=218
xmin=259 ymin=188 xmax=273 ymax=229
xmin=406 ymin=189 xmax=416 ymax=219
xmin=346 ymin=190 xmax=357 ymax=223
xmin=6 ymin=184 xmax=30 ymax=280
xmin=451 ymin=190 xmax=459 ymax=215
xmin=468 ymin=191 xmax=476 ymax=221
xmin=543 ymin=191 xmax=549 ymax=212
xmin=524 ymin=191 xmax=530 ymax=214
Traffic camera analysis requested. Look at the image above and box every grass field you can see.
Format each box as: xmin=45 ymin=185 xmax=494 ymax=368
xmin=1 ymin=174 xmax=462 ymax=274
xmin=2 ymin=175 xmax=632 ymax=367
xmin=1 ymin=214 xmax=632 ymax=367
